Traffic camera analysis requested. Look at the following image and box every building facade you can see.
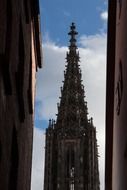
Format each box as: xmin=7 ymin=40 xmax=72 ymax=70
xmin=44 ymin=23 xmax=100 ymax=190
xmin=105 ymin=1 xmax=127 ymax=190
xmin=0 ymin=0 xmax=42 ymax=190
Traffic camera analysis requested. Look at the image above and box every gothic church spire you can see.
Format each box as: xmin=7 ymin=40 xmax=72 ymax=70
xmin=44 ymin=23 xmax=100 ymax=190
xmin=56 ymin=23 xmax=88 ymax=129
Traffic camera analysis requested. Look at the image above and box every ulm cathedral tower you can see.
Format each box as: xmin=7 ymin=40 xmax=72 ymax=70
xmin=44 ymin=23 xmax=100 ymax=190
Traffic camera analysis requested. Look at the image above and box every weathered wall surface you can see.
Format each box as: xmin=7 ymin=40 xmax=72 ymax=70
xmin=0 ymin=1 xmax=42 ymax=190
xmin=106 ymin=1 xmax=127 ymax=190
xmin=112 ymin=1 xmax=127 ymax=189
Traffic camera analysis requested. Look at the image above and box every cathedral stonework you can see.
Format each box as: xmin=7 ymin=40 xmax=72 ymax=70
xmin=44 ymin=23 xmax=100 ymax=190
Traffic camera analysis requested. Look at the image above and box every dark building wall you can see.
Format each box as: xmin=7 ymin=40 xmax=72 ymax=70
xmin=105 ymin=1 xmax=116 ymax=190
xmin=106 ymin=0 xmax=127 ymax=190
xmin=0 ymin=1 xmax=42 ymax=190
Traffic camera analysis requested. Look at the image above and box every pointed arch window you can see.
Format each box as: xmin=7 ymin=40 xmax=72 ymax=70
xmin=66 ymin=146 xmax=75 ymax=190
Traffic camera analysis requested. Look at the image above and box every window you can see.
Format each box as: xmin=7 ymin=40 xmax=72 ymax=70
xmin=2 ymin=1 xmax=12 ymax=95
xmin=119 ymin=0 xmax=122 ymax=19
xmin=15 ymin=19 xmax=25 ymax=122
xmin=27 ymin=51 xmax=33 ymax=114
xmin=24 ymin=0 xmax=30 ymax=24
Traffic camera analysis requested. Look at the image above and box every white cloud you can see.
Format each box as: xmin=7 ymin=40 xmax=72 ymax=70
xmin=31 ymin=128 xmax=45 ymax=190
xmin=36 ymin=42 xmax=67 ymax=119
xmin=100 ymin=11 xmax=108 ymax=21
xmin=33 ymin=33 xmax=106 ymax=190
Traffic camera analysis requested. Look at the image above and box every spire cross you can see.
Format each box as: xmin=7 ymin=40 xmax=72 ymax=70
xmin=68 ymin=23 xmax=78 ymax=37
xmin=68 ymin=23 xmax=78 ymax=49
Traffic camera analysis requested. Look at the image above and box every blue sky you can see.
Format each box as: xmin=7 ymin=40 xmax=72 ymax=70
xmin=35 ymin=0 xmax=107 ymax=130
xmin=32 ymin=1 xmax=108 ymax=190
xmin=40 ymin=0 xmax=107 ymax=45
